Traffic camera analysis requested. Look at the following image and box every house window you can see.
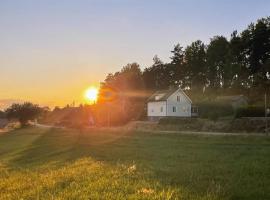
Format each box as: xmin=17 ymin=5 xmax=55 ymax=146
xmin=177 ymin=96 xmax=181 ymax=102
xmin=173 ymin=106 xmax=176 ymax=112
xmin=192 ymin=107 xmax=198 ymax=113
xmin=160 ymin=107 xmax=163 ymax=112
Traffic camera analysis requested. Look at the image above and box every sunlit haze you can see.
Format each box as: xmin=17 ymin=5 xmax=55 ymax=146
xmin=0 ymin=0 xmax=269 ymax=109
xmin=84 ymin=87 xmax=99 ymax=104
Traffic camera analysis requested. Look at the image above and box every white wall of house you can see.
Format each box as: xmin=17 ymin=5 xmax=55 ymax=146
xmin=147 ymin=101 xmax=167 ymax=117
xmin=147 ymin=89 xmax=192 ymax=118
xmin=166 ymin=89 xmax=192 ymax=117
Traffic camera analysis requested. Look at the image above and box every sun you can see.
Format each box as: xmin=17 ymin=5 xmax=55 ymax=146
xmin=84 ymin=87 xmax=99 ymax=103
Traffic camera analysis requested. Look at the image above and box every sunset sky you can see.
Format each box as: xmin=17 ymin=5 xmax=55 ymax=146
xmin=0 ymin=0 xmax=270 ymax=109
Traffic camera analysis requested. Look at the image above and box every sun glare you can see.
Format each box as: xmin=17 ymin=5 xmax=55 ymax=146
xmin=84 ymin=87 xmax=99 ymax=103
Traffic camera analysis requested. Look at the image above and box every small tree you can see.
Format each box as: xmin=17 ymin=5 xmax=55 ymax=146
xmin=5 ymin=102 xmax=42 ymax=126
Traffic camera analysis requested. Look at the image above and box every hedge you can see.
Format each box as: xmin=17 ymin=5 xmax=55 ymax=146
xmin=197 ymin=102 xmax=234 ymax=120
xmin=235 ymin=106 xmax=269 ymax=118
xmin=159 ymin=117 xmax=198 ymax=125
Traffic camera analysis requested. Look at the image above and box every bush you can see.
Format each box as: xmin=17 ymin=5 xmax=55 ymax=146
xmin=235 ymin=106 xmax=268 ymax=118
xmin=5 ymin=102 xmax=43 ymax=126
xmin=198 ymin=102 xmax=234 ymax=120
xmin=208 ymin=112 xmax=219 ymax=121
xmin=0 ymin=110 xmax=5 ymax=118
xmin=159 ymin=117 xmax=198 ymax=125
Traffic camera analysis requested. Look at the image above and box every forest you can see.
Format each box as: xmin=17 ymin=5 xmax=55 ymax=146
xmin=102 ymin=17 xmax=270 ymax=97
xmin=93 ymin=17 xmax=270 ymax=124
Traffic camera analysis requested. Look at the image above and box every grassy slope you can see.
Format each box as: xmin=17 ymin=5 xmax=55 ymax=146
xmin=0 ymin=127 xmax=270 ymax=200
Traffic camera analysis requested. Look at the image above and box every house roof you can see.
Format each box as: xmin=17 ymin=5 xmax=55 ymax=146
xmin=147 ymin=88 xmax=192 ymax=103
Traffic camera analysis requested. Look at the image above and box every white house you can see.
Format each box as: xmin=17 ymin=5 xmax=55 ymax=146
xmin=147 ymin=88 xmax=198 ymax=121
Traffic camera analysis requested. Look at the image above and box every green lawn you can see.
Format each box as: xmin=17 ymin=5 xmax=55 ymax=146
xmin=0 ymin=127 xmax=270 ymax=200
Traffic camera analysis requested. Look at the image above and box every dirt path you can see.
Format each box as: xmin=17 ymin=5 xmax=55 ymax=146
xmin=0 ymin=129 xmax=6 ymax=135
xmin=34 ymin=123 xmax=64 ymax=129
xmin=140 ymin=129 xmax=267 ymax=136
xmin=33 ymin=122 xmax=268 ymax=137
xmin=127 ymin=121 xmax=268 ymax=136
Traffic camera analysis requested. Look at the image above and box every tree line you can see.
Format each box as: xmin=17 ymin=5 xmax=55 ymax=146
xmin=102 ymin=17 xmax=270 ymax=102
xmin=94 ymin=17 xmax=270 ymax=124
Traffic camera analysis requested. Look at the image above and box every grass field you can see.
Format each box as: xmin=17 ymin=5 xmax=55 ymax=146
xmin=0 ymin=127 xmax=270 ymax=200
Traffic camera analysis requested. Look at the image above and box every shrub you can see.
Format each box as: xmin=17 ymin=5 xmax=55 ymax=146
xmin=198 ymin=102 xmax=234 ymax=120
xmin=208 ymin=112 xmax=219 ymax=121
xmin=5 ymin=102 xmax=43 ymax=126
xmin=235 ymin=106 xmax=268 ymax=118
xmin=0 ymin=110 xmax=5 ymax=118
xmin=159 ymin=117 xmax=197 ymax=125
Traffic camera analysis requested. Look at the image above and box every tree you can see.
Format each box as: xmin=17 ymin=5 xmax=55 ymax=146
xmin=185 ymin=40 xmax=207 ymax=93
xmin=170 ymin=44 xmax=187 ymax=87
xmin=241 ymin=18 xmax=270 ymax=90
xmin=143 ymin=55 xmax=171 ymax=90
xmin=5 ymin=102 xmax=43 ymax=126
xmin=96 ymin=63 xmax=146 ymax=125
xmin=103 ymin=63 xmax=144 ymax=91
xmin=229 ymin=30 xmax=250 ymax=91
xmin=94 ymin=16 xmax=270 ymax=123
xmin=206 ymin=36 xmax=231 ymax=90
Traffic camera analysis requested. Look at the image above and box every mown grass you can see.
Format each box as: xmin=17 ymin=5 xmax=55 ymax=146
xmin=0 ymin=127 xmax=270 ymax=199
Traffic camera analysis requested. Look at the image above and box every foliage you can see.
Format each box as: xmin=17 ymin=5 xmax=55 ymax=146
xmin=141 ymin=17 xmax=270 ymax=99
xmin=206 ymin=36 xmax=231 ymax=89
xmin=0 ymin=110 xmax=5 ymax=118
xmin=40 ymin=105 xmax=95 ymax=129
xmin=159 ymin=117 xmax=198 ymax=125
xmin=0 ymin=127 xmax=270 ymax=199
xmin=142 ymin=56 xmax=172 ymax=90
xmin=96 ymin=63 xmax=146 ymax=126
xmin=92 ymin=17 xmax=270 ymax=124
xmin=198 ymin=102 xmax=234 ymax=120
xmin=185 ymin=40 xmax=207 ymax=92
xmin=5 ymin=102 xmax=43 ymax=126
xmin=94 ymin=16 xmax=270 ymax=124
xmin=235 ymin=106 xmax=268 ymax=118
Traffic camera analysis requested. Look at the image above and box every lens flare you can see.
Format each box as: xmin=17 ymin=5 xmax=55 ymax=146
xmin=84 ymin=87 xmax=98 ymax=102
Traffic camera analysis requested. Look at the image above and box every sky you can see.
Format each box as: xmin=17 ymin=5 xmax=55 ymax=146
xmin=0 ymin=0 xmax=270 ymax=109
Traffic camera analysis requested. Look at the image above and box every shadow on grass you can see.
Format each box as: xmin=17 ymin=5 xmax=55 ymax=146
xmin=9 ymin=127 xmax=135 ymax=168
xmin=5 ymin=127 xmax=270 ymax=200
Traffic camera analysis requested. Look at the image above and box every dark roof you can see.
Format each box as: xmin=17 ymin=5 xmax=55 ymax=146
xmin=147 ymin=88 xmax=195 ymax=103
xmin=147 ymin=88 xmax=178 ymax=102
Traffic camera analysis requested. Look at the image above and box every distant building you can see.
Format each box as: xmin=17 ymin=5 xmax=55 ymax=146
xmin=216 ymin=95 xmax=248 ymax=109
xmin=147 ymin=88 xmax=198 ymax=121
